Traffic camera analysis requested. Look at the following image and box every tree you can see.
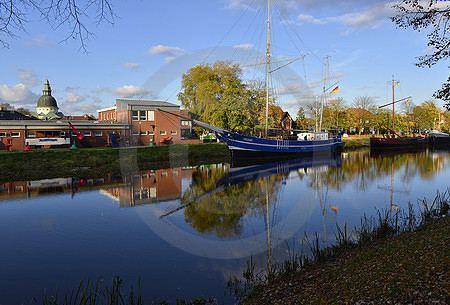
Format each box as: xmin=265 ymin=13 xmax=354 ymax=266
xmin=178 ymin=61 xmax=276 ymax=133
xmin=322 ymin=97 xmax=348 ymax=131
xmin=0 ymin=0 xmax=116 ymax=52
xmin=391 ymin=0 xmax=450 ymax=106
xmin=351 ymin=95 xmax=375 ymax=135
xmin=295 ymin=106 xmax=307 ymax=130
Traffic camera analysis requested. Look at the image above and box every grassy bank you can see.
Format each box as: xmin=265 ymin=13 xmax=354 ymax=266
xmin=240 ymin=192 xmax=449 ymax=304
xmin=341 ymin=136 xmax=370 ymax=150
xmin=0 ymin=143 xmax=230 ymax=182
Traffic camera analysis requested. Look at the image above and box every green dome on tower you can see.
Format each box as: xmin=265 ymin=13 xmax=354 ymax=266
xmin=37 ymin=79 xmax=58 ymax=108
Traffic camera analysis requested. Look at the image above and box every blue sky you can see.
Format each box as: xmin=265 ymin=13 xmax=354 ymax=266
xmin=0 ymin=0 xmax=448 ymax=117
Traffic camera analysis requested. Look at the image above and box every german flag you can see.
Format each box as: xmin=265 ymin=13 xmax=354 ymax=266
xmin=330 ymin=86 xmax=339 ymax=94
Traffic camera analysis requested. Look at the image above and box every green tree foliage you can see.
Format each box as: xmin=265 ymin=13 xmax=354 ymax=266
xmin=322 ymin=97 xmax=349 ymax=131
xmin=295 ymin=106 xmax=307 ymax=130
xmin=391 ymin=0 xmax=450 ymax=106
xmin=178 ymin=61 xmax=277 ymax=133
xmin=350 ymin=95 xmax=375 ymax=135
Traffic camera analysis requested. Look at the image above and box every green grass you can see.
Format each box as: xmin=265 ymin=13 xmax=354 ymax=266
xmin=237 ymin=190 xmax=450 ymax=304
xmin=341 ymin=137 xmax=370 ymax=150
xmin=35 ymin=276 xmax=219 ymax=305
xmin=0 ymin=143 xmax=230 ymax=182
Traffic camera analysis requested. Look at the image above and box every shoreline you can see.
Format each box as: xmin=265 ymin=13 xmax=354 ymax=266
xmin=0 ymin=139 xmax=370 ymax=183
xmin=240 ymin=196 xmax=449 ymax=305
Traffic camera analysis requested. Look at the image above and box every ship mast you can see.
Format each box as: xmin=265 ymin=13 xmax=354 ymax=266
xmin=391 ymin=77 xmax=395 ymax=137
xmin=265 ymin=0 xmax=271 ymax=138
xmin=319 ymin=56 xmax=329 ymax=132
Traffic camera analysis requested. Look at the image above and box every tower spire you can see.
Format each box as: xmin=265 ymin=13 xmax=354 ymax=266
xmin=43 ymin=79 xmax=52 ymax=96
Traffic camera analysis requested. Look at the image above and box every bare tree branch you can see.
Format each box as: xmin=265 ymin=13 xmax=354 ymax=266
xmin=0 ymin=0 xmax=116 ymax=52
xmin=391 ymin=0 xmax=450 ymax=105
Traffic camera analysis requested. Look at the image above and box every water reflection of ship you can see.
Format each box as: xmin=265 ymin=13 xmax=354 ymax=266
xmin=371 ymin=150 xmax=411 ymax=210
xmin=151 ymin=154 xmax=342 ymax=259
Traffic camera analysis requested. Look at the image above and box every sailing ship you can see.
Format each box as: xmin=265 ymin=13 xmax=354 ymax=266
xmin=213 ymin=1 xmax=341 ymax=159
xmin=162 ymin=0 xmax=342 ymax=160
xmin=370 ymin=79 xmax=427 ymax=150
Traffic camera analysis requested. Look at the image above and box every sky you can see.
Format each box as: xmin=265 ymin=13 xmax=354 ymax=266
xmin=0 ymin=0 xmax=448 ymax=118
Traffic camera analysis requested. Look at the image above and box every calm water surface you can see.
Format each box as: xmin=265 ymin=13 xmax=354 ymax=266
xmin=0 ymin=149 xmax=449 ymax=304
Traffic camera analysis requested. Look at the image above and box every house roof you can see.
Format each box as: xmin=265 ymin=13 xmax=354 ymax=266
xmin=0 ymin=110 xmax=38 ymax=121
xmin=115 ymin=99 xmax=180 ymax=112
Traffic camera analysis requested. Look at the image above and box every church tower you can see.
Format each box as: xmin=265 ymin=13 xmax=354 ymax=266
xmin=35 ymin=79 xmax=64 ymax=120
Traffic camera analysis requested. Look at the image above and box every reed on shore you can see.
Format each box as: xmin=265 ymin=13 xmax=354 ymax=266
xmin=237 ymin=190 xmax=449 ymax=304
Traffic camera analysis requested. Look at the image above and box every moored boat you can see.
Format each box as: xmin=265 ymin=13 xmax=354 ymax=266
xmin=216 ymin=131 xmax=341 ymax=160
xmin=428 ymin=130 xmax=450 ymax=146
xmin=370 ymin=136 xmax=427 ymax=151
xmin=370 ymin=78 xmax=426 ymax=151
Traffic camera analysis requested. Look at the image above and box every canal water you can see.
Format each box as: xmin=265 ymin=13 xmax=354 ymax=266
xmin=0 ymin=149 xmax=449 ymax=304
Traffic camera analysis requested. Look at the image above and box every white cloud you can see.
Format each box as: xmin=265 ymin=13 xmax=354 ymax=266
xmin=165 ymin=56 xmax=176 ymax=63
xmin=149 ymin=45 xmax=189 ymax=63
xmin=66 ymin=92 xmax=85 ymax=103
xmin=60 ymin=101 xmax=101 ymax=115
xmin=124 ymin=62 xmax=141 ymax=70
xmin=233 ymin=44 xmax=254 ymax=49
xmin=148 ymin=45 xmax=187 ymax=56
xmin=12 ymin=67 xmax=40 ymax=87
xmin=328 ymin=2 xmax=395 ymax=30
xmin=298 ymin=14 xmax=325 ymax=25
xmin=32 ymin=35 xmax=53 ymax=47
xmin=0 ymin=83 xmax=39 ymax=105
xmin=113 ymin=85 xmax=149 ymax=98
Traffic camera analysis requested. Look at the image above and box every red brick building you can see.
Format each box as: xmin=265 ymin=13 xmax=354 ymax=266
xmin=97 ymin=99 xmax=196 ymax=146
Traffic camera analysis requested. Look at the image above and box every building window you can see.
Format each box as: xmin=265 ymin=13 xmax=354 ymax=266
xmin=0 ymin=132 xmax=6 ymax=137
xmin=60 ymin=132 xmax=66 ymax=137
xmin=27 ymin=131 xmax=36 ymax=138
xmin=140 ymin=131 xmax=147 ymax=135
xmin=94 ymin=131 xmax=102 ymax=137
xmin=83 ymin=131 xmax=91 ymax=136
xmin=71 ymin=132 xmax=77 ymax=136
xmin=139 ymin=111 xmax=147 ymax=121
xmin=181 ymin=120 xmax=191 ymax=126
xmin=132 ymin=111 xmax=139 ymax=121
xmin=148 ymin=131 xmax=154 ymax=135
xmin=11 ymin=132 xmax=20 ymax=137
xmin=132 ymin=130 xmax=139 ymax=136
xmin=171 ymin=130 xmax=177 ymax=135
xmin=147 ymin=111 xmax=155 ymax=121
xmin=160 ymin=130 xmax=166 ymax=135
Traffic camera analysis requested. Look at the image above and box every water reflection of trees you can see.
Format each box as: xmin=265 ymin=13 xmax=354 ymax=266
xmin=182 ymin=167 xmax=283 ymax=238
xmin=313 ymin=151 xmax=449 ymax=191
xmin=181 ymin=150 xmax=449 ymax=238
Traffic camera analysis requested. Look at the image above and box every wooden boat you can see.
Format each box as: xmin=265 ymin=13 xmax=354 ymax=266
xmin=370 ymin=79 xmax=425 ymax=151
xmin=370 ymin=136 xmax=427 ymax=151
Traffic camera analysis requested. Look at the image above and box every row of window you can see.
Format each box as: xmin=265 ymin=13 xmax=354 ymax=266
xmin=0 ymin=131 xmax=105 ymax=137
xmin=132 ymin=130 xmax=177 ymax=136
xmin=132 ymin=110 xmax=155 ymax=121
xmin=100 ymin=112 xmax=116 ymax=121
xmin=0 ymin=132 xmax=20 ymax=137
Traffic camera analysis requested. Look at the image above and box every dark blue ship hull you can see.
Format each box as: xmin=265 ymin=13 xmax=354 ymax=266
xmin=215 ymin=131 xmax=342 ymax=161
